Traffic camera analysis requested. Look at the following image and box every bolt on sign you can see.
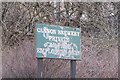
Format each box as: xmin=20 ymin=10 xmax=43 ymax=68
xmin=36 ymin=23 xmax=81 ymax=60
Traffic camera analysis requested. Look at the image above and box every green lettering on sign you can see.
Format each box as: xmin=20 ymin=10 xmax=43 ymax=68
xmin=36 ymin=23 xmax=81 ymax=60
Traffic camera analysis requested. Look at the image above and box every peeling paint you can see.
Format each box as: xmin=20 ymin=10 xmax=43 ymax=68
xmin=36 ymin=23 xmax=81 ymax=60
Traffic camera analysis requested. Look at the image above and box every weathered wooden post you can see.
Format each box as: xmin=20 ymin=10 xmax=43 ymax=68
xmin=70 ymin=60 xmax=76 ymax=78
xmin=37 ymin=58 xmax=43 ymax=78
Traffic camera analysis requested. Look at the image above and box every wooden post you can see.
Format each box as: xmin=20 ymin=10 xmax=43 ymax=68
xmin=37 ymin=58 xmax=44 ymax=78
xmin=70 ymin=60 xmax=76 ymax=78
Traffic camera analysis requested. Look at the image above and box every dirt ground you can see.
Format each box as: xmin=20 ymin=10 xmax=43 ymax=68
xmin=2 ymin=36 xmax=118 ymax=78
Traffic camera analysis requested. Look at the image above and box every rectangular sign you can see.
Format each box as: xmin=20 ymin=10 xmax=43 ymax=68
xmin=36 ymin=23 xmax=81 ymax=60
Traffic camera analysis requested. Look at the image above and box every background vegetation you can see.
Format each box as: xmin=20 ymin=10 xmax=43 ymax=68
xmin=2 ymin=2 xmax=118 ymax=78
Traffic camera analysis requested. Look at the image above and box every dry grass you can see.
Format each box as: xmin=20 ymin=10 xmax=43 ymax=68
xmin=2 ymin=36 xmax=118 ymax=78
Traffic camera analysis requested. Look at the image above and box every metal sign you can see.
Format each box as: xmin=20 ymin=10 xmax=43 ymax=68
xmin=36 ymin=23 xmax=81 ymax=60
